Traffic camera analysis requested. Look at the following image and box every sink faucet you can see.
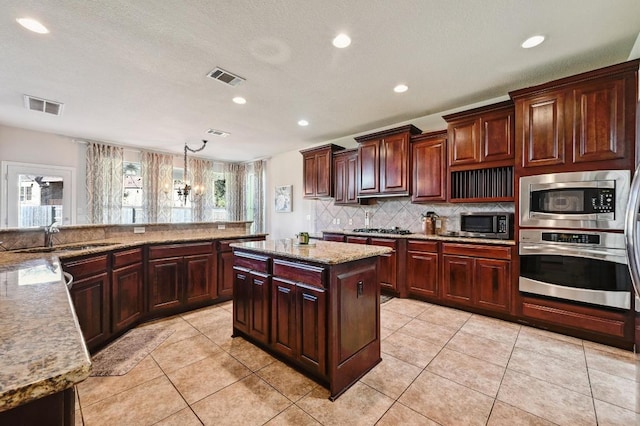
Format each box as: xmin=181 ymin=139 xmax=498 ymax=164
xmin=44 ymin=221 xmax=59 ymax=248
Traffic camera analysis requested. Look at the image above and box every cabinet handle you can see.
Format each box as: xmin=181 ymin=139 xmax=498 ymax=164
xmin=237 ymin=274 xmax=246 ymax=280
xmin=357 ymin=280 xmax=364 ymax=297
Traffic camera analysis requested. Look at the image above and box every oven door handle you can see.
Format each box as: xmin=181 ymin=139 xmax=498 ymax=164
xmin=519 ymin=244 xmax=628 ymax=265
xmin=624 ymin=161 xmax=640 ymax=301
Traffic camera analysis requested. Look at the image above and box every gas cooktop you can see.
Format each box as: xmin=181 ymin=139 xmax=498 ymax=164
xmin=352 ymin=228 xmax=412 ymax=235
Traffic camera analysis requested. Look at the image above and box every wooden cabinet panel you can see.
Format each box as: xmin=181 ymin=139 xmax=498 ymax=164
xmin=482 ymin=108 xmax=514 ymax=163
xmin=233 ymin=267 xmax=251 ymax=335
xmin=449 ymin=119 xmax=480 ymax=166
xmin=217 ymin=250 xmax=235 ymax=298
xmin=147 ymin=258 xmax=182 ymax=313
xmin=346 ymin=236 xmax=369 ymax=244
xmin=572 ymin=78 xmax=626 ymax=163
xmin=301 ymin=144 xmax=344 ymax=198
xmin=111 ymin=262 xmax=143 ymax=333
xmin=411 ymin=132 xmax=447 ymax=202
xmin=357 ymin=140 xmax=380 ymax=195
xmin=184 ymin=254 xmax=214 ymax=305
xmin=370 ymin=238 xmax=397 ymax=292
xmin=334 ymin=149 xmax=360 ymax=205
xmin=323 ymin=233 xmax=345 ymax=242
xmin=297 ymin=283 xmax=327 ymax=375
xmin=380 ymin=133 xmax=410 ymax=194
xmin=519 ymin=92 xmax=565 ymax=168
xmin=474 ymin=258 xmax=510 ymax=312
xmin=70 ymin=272 xmax=110 ymax=350
xmin=442 ymin=255 xmax=473 ymax=305
xmin=271 ymin=278 xmax=296 ymax=358
xmin=407 ymin=251 xmax=439 ymax=299
xmin=250 ymin=272 xmax=270 ymax=345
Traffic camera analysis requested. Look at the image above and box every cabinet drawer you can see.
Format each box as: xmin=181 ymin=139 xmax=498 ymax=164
xmin=148 ymin=242 xmax=213 ymax=259
xmin=112 ymin=248 xmax=143 ymax=268
xmin=234 ymin=251 xmax=270 ymax=273
xmin=408 ymin=240 xmax=438 ymax=253
xmin=63 ymin=255 xmax=109 ymax=279
xmin=442 ymin=243 xmax=511 ymax=260
xmin=369 ymin=238 xmax=397 ymax=250
xmin=273 ymin=259 xmax=325 ymax=288
xmin=346 ymin=236 xmax=369 ymax=244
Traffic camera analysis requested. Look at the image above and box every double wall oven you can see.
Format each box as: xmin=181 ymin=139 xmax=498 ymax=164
xmin=519 ymin=170 xmax=633 ymax=310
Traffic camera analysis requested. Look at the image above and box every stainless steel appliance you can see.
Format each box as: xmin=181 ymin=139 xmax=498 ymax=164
xmin=519 ymin=229 xmax=631 ymax=309
xmin=520 ymin=169 xmax=630 ymax=230
xmin=459 ymin=212 xmax=513 ymax=240
xmin=624 ymin=162 xmax=640 ymax=313
xmin=352 ymin=227 xmax=411 ymax=235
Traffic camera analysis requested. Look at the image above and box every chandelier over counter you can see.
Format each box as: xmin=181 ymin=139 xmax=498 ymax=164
xmin=176 ymin=139 xmax=207 ymax=205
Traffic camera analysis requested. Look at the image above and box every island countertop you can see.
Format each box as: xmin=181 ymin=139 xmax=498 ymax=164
xmin=230 ymin=239 xmax=393 ymax=264
xmin=0 ymin=256 xmax=91 ymax=412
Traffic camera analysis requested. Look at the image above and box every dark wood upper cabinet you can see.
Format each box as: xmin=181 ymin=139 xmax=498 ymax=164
xmin=510 ymin=59 xmax=638 ymax=173
xmin=443 ymin=100 xmax=514 ymax=169
xmin=355 ymin=125 xmax=421 ymax=197
xmin=411 ymin=131 xmax=447 ymax=202
xmin=333 ymin=149 xmax=360 ymax=205
xmin=300 ymin=144 xmax=344 ymax=198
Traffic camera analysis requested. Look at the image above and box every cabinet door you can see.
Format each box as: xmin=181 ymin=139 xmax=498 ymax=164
xmin=303 ymin=153 xmax=317 ymax=197
xmin=250 ymin=271 xmax=271 ymax=345
xmin=233 ymin=266 xmax=251 ymax=335
xmin=370 ymin=238 xmax=397 ymax=292
xmin=380 ymin=133 xmax=409 ymax=194
xmin=333 ymin=154 xmax=347 ymax=204
xmin=474 ymin=258 xmax=511 ymax=312
xmin=346 ymin=153 xmax=359 ymax=203
xmin=70 ymin=272 xmax=110 ymax=350
xmin=217 ymin=250 xmax=235 ymax=299
xmin=111 ymin=263 xmax=143 ymax=333
xmin=572 ymin=78 xmax=626 ymax=163
xmin=271 ymin=277 xmax=297 ymax=358
xmin=315 ymin=150 xmax=332 ymax=197
xmin=449 ymin=118 xmax=480 ymax=166
xmin=407 ymin=251 xmax=439 ymax=298
xmin=184 ymin=253 xmax=214 ymax=306
xmin=441 ymin=255 xmax=473 ymax=305
xmin=519 ymin=91 xmax=565 ymax=168
xmin=147 ymin=257 xmax=182 ymax=313
xmin=412 ymin=137 xmax=446 ymax=202
xmin=297 ymin=283 xmax=327 ymax=376
xmin=482 ymin=108 xmax=514 ymax=163
xmin=358 ymin=139 xmax=380 ymax=195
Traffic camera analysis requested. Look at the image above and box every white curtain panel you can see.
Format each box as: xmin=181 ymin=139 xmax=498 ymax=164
xmin=188 ymin=156 xmax=215 ymax=222
xmin=224 ymin=160 xmax=266 ymax=232
xmin=141 ymin=151 xmax=173 ymax=223
xmin=86 ymin=142 xmax=124 ymax=224
xmin=224 ymin=162 xmax=244 ymax=221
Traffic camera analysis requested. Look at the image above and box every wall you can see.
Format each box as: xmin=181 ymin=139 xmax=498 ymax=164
xmin=0 ymin=124 xmax=88 ymax=224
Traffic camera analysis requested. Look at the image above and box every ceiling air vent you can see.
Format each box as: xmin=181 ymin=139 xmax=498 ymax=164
xmin=206 ymin=67 xmax=245 ymax=87
xmin=23 ymin=95 xmax=64 ymax=116
xmin=206 ymin=128 xmax=230 ymax=137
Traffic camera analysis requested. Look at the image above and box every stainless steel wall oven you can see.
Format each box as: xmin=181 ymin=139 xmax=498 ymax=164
xmin=519 ymin=229 xmax=631 ymax=309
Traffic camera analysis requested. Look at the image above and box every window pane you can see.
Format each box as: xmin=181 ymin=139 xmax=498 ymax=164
xmin=18 ymin=174 xmax=63 ymax=227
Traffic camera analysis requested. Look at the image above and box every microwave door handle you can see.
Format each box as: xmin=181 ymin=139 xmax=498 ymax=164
xmin=493 ymin=216 xmax=498 ymax=232
xmin=530 ymin=181 xmax=600 ymax=191
xmin=529 ymin=212 xmax=597 ymax=221
xmin=624 ymin=162 xmax=640 ymax=300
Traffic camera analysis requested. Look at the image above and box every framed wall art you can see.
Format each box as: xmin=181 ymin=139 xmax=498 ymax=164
xmin=275 ymin=185 xmax=292 ymax=212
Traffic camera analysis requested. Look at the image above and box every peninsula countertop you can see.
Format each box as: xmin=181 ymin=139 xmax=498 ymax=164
xmin=0 ymin=256 xmax=91 ymax=412
xmin=321 ymin=229 xmax=516 ymax=246
xmin=230 ymin=239 xmax=393 ymax=264
xmin=0 ymin=229 xmax=267 ymax=413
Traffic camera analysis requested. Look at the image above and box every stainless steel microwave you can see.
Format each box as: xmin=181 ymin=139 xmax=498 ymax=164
xmin=459 ymin=212 xmax=513 ymax=239
xmin=519 ymin=170 xmax=630 ymax=230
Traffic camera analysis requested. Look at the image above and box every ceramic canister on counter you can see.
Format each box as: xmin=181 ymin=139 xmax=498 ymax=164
xmin=296 ymin=232 xmax=309 ymax=244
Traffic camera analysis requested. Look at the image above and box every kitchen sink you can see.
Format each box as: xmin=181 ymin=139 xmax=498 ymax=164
xmin=13 ymin=242 xmax=119 ymax=254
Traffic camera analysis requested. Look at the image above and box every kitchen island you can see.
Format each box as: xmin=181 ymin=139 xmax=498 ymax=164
xmin=230 ymin=239 xmax=392 ymax=400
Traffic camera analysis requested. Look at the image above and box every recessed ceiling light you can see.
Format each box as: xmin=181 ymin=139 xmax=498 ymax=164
xmin=394 ymin=84 xmax=408 ymax=93
xmin=521 ymin=35 xmax=545 ymax=49
xmin=298 ymin=120 xmax=309 ymax=127
xmin=332 ymin=33 xmax=351 ymax=48
xmin=232 ymin=96 xmax=246 ymax=105
xmin=16 ymin=18 xmax=49 ymax=34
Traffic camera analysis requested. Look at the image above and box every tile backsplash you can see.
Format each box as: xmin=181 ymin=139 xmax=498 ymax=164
xmin=314 ymin=197 xmax=514 ymax=234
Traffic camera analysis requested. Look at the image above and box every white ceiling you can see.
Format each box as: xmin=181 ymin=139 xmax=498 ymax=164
xmin=1 ymin=0 xmax=639 ymax=162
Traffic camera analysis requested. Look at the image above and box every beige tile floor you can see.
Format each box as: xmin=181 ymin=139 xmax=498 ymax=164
xmin=75 ymin=298 xmax=640 ymax=425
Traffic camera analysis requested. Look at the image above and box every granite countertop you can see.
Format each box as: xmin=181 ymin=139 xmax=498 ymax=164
xmin=321 ymin=230 xmax=516 ymax=246
xmin=230 ymin=239 xmax=393 ymax=265
xmin=0 ymin=229 xmax=266 ymax=412
xmin=0 ymin=256 xmax=91 ymax=412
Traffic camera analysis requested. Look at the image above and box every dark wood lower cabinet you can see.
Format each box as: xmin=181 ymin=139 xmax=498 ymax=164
xmin=70 ymin=272 xmax=110 ymax=351
xmin=111 ymin=262 xmax=144 ymax=333
xmin=233 ymin=250 xmax=380 ymax=400
xmin=147 ymin=257 xmax=182 ymax=313
xmin=442 ymin=255 xmax=474 ymax=305
xmin=185 ymin=254 xmax=215 ymax=305
xmin=0 ymin=387 xmax=75 ymax=426
xmin=407 ymin=241 xmax=439 ymax=299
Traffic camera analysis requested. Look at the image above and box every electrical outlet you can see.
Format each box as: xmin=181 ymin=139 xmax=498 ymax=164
xmin=218 ymin=224 xmax=226 ymax=229
xmin=133 ymin=227 xmax=145 ymax=234
xmin=336 ymin=218 xmax=340 ymax=225
xmin=332 ymin=218 xmax=337 ymax=224
xmin=306 ymin=215 xmax=311 ymax=221
xmin=348 ymin=218 xmax=353 ymax=225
